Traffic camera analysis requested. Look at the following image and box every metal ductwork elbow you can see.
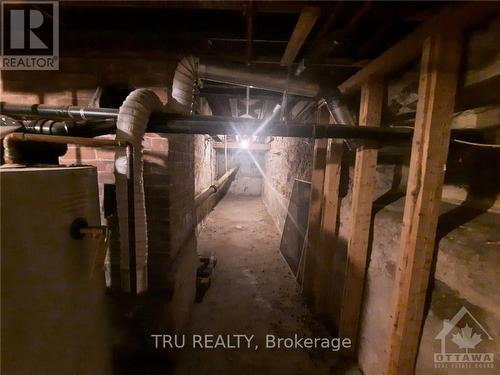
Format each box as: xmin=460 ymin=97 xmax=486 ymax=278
xmin=172 ymin=55 xmax=356 ymax=125
xmin=323 ymin=87 xmax=356 ymax=126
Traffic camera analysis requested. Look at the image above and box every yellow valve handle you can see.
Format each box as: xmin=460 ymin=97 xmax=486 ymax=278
xmin=81 ymin=226 xmax=110 ymax=279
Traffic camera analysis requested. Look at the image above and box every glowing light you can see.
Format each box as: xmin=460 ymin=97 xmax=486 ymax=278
xmin=241 ymin=139 xmax=249 ymax=149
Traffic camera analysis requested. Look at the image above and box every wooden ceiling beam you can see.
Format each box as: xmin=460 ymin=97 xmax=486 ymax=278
xmin=61 ymin=1 xmax=319 ymax=13
xmin=280 ymin=6 xmax=321 ymax=67
xmin=338 ymin=2 xmax=500 ymax=95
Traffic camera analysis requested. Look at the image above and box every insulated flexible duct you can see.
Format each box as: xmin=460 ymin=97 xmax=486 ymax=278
xmin=172 ymin=55 xmax=199 ymax=112
xmin=114 ymin=89 xmax=162 ymax=293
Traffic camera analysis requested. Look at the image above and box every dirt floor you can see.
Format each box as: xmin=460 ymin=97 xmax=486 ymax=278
xmin=172 ymin=195 xmax=358 ymax=375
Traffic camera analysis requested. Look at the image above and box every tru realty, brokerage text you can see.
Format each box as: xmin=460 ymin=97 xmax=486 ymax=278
xmin=151 ymin=334 xmax=352 ymax=351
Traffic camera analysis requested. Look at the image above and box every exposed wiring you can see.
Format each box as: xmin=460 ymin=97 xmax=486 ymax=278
xmin=452 ymin=139 xmax=500 ymax=149
xmin=389 ymin=125 xmax=500 ymax=149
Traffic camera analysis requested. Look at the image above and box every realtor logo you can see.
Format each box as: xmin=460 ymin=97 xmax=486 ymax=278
xmin=1 ymin=1 xmax=59 ymax=70
xmin=434 ymin=306 xmax=494 ymax=369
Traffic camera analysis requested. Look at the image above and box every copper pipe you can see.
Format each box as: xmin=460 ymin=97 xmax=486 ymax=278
xmin=3 ymin=133 xmax=128 ymax=153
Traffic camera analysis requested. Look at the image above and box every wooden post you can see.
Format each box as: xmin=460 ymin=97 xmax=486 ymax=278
xmin=339 ymin=80 xmax=384 ymax=355
xmin=385 ymin=32 xmax=461 ymax=375
xmin=315 ymin=132 xmax=344 ymax=314
xmin=300 ymin=109 xmax=329 ymax=301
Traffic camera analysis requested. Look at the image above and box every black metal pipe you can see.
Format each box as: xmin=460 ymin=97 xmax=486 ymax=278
xmin=0 ymin=102 xmax=118 ymax=120
xmin=3 ymin=103 xmax=476 ymax=143
xmin=1 ymin=102 xmax=414 ymax=141
xmin=147 ymin=120 xmax=413 ymax=140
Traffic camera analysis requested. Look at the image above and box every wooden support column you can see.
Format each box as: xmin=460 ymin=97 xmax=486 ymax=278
xmin=315 ymin=136 xmax=344 ymax=315
xmin=300 ymin=109 xmax=328 ymax=301
xmin=339 ymin=80 xmax=384 ymax=354
xmin=385 ymin=32 xmax=461 ymax=375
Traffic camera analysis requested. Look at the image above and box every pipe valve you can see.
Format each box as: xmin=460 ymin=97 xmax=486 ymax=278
xmin=70 ymin=218 xmax=110 ymax=279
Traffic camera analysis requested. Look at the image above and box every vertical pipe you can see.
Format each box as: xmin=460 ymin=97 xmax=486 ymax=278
xmin=224 ymin=135 xmax=228 ymax=172
xmin=126 ymin=147 xmax=137 ymax=295
xmin=245 ymin=1 xmax=254 ymax=65
xmin=246 ymin=87 xmax=250 ymax=116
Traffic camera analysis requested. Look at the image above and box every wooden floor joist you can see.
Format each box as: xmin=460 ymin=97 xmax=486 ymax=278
xmin=338 ymin=2 xmax=499 ymax=95
xmin=339 ymin=81 xmax=384 ymax=355
xmin=385 ymin=32 xmax=461 ymax=375
xmin=280 ymin=6 xmax=320 ymax=67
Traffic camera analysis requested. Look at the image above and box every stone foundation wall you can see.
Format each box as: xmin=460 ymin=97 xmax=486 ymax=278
xmin=262 ymin=137 xmax=314 ymax=231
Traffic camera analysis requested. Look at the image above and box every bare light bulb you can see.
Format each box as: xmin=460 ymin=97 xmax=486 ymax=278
xmin=241 ymin=139 xmax=249 ymax=149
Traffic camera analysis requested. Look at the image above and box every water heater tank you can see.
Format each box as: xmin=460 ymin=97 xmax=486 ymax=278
xmin=1 ymin=166 xmax=113 ymax=374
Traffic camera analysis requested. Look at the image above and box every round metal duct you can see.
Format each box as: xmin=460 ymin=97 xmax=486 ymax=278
xmin=172 ymin=55 xmax=356 ymax=126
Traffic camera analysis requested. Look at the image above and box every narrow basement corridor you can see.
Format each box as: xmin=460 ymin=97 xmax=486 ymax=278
xmin=2 ymin=3 xmax=499 ymax=375
xmin=173 ymin=195 xmax=341 ymax=375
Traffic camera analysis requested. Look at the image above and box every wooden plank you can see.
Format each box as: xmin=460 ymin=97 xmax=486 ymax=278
xmin=339 ymin=80 xmax=384 ymax=355
xmin=300 ymin=138 xmax=327 ymax=296
xmin=300 ymin=108 xmax=328 ymax=300
xmin=280 ymin=7 xmax=320 ymax=67
xmin=338 ymin=2 xmax=499 ymax=94
xmin=213 ymin=142 xmax=270 ymax=150
xmin=314 ymin=136 xmax=344 ymax=315
xmin=385 ymin=32 xmax=461 ymax=375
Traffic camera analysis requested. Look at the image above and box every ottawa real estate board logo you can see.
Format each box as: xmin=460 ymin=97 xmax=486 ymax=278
xmin=1 ymin=1 xmax=59 ymax=70
xmin=435 ymin=306 xmax=495 ymax=370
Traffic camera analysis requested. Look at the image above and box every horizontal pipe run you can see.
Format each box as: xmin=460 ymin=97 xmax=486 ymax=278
xmin=194 ymin=167 xmax=239 ymax=207
xmin=0 ymin=103 xmax=118 ymax=120
xmin=194 ymin=185 xmax=218 ymax=208
xmin=198 ymin=63 xmax=320 ymax=98
xmin=148 ymin=120 xmax=413 ymax=141
xmin=3 ymin=132 xmax=129 ymax=149
xmin=3 ymin=104 xmax=475 ymax=144
xmin=16 ymin=103 xmax=488 ymax=143
xmin=1 ymin=102 xmax=413 ymax=141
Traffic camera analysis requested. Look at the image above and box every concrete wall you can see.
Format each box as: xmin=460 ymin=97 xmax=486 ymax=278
xmin=1 ymin=56 xmax=199 ymax=333
xmin=217 ymin=149 xmax=266 ymax=196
